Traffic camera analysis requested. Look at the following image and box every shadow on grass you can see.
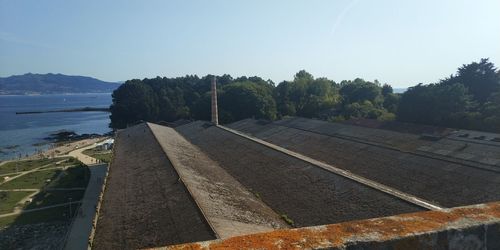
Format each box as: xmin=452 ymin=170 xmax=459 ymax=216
xmin=0 ymin=162 xmax=90 ymax=249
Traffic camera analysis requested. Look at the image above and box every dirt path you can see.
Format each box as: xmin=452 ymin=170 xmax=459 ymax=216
xmin=149 ymin=123 xmax=289 ymax=239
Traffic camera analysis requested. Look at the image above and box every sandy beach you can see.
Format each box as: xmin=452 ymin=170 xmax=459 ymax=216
xmin=0 ymin=137 xmax=108 ymax=165
xmin=39 ymin=138 xmax=108 ymax=159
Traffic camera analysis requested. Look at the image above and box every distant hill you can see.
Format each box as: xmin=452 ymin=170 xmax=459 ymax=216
xmin=0 ymin=73 xmax=121 ymax=95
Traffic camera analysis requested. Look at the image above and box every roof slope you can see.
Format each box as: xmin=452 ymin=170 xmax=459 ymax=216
xmin=176 ymin=121 xmax=422 ymax=228
xmin=92 ymin=123 xmax=214 ymax=249
xmin=147 ymin=123 xmax=289 ymax=238
xmin=227 ymin=117 xmax=500 ymax=207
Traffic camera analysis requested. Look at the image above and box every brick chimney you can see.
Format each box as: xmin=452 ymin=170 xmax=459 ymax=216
xmin=211 ymin=76 xmax=219 ymax=125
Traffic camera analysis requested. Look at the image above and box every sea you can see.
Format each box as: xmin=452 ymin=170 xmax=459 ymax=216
xmin=0 ymin=93 xmax=112 ymax=161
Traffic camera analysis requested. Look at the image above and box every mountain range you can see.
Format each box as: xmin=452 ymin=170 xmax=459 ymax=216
xmin=0 ymin=73 xmax=121 ymax=95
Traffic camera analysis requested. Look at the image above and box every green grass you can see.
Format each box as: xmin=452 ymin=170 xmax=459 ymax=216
xmin=0 ymin=191 xmax=34 ymax=214
xmin=0 ymin=204 xmax=78 ymax=228
xmin=0 ymin=169 xmax=61 ymax=190
xmin=93 ymin=153 xmax=112 ymax=163
xmin=0 ymin=157 xmax=72 ymax=175
xmin=26 ymin=190 xmax=85 ymax=209
xmin=82 ymin=148 xmax=113 ymax=163
xmin=39 ymin=157 xmax=80 ymax=169
xmin=0 ymin=163 xmax=89 ymax=229
xmin=0 ymin=164 xmax=89 ymax=190
xmin=48 ymin=165 xmax=90 ymax=189
xmin=0 ymin=213 xmax=17 ymax=227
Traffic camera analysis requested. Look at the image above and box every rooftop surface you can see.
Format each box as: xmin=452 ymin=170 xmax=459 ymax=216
xmin=148 ymin=123 xmax=289 ymax=238
xmin=91 ymin=118 xmax=500 ymax=249
xmin=92 ymin=124 xmax=214 ymax=249
xmin=227 ymin=117 xmax=500 ymax=207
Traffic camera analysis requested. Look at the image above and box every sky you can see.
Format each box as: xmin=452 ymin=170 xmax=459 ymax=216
xmin=1 ymin=0 xmax=499 ymax=88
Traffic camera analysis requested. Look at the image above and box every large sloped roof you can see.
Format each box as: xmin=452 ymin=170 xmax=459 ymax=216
xmin=92 ymin=117 xmax=500 ymax=249
xmin=226 ymin=117 xmax=500 ymax=207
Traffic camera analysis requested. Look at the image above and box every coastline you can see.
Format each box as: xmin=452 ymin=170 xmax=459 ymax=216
xmin=0 ymin=93 xmax=113 ymax=162
xmin=16 ymin=107 xmax=109 ymax=115
xmin=0 ymin=92 xmax=113 ymax=97
xmin=0 ymin=137 xmax=108 ymax=164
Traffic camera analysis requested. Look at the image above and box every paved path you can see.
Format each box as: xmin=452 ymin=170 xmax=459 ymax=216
xmin=0 ymin=188 xmax=38 ymax=192
xmin=149 ymin=123 xmax=288 ymax=239
xmin=64 ymin=163 xmax=107 ymax=250
xmin=0 ymin=164 xmax=86 ymax=216
xmin=0 ymin=165 xmax=77 ymax=178
xmin=0 ymin=160 xmax=70 ymax=185
xmin=0 ymin=160 xmax=12 ymax=166
xmin=0 ymin=201 xmax=82 ymax=218
xmin=0 ymin=142 xmax=108 ymax=249
xmin=68 ymin=144 xmax=102 ymax=165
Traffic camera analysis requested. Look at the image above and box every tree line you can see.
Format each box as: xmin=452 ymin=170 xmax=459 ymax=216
xmin=110 ymin=58 xmax=500 ymax=133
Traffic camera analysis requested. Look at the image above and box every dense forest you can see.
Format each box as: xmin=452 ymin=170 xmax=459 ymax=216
xmin=110 ymin=59 xmax=500 ymax=133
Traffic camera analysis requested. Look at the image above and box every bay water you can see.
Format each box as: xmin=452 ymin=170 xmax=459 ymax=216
xmin=0 ymin=93 xmax=112 ymax=160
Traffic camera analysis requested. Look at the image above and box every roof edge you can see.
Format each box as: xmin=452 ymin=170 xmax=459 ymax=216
xmin=149 ymin=201 xmax=500 ymax=250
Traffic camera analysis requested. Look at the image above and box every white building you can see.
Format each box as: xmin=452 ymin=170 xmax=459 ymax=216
xmin=96 ymin=138 xmax=114 ymax=150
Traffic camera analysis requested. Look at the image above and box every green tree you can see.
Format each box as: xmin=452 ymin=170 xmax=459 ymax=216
xmin=482 ymin=91 xmax=500 ymax=132
xmin=274 ymin=71 xmax=339 ymax=118
xmin=383 ymin=93 xmax=400 ymax=113
xmin=219 ymin=81 xmax=277 ymax=123
xmin=441 ymin=58 xmax=500 ymax=103
xmin=339 ymin=78 xmax=383 ymax=105
xmin=274 ymin=81 xmax=297 ymax=116
xmin=382 ymin=84 xmax=393 ymax=96
xmin=109 ymin=80 xmax=158 ymax=128
xmin=397 ymin=83 xmax=473 ymax=127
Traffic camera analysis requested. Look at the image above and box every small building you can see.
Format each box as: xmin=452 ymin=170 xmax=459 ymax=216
xmin=96 ymin=139 xmax=114 ymax=151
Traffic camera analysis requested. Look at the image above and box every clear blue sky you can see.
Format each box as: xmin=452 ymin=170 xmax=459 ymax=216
xmin=1 ymin=0 xmax=499 ymax=87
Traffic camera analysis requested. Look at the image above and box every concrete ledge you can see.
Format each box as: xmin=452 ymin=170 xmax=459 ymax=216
xmin=154 ymin=201 xmax=500 ymax=250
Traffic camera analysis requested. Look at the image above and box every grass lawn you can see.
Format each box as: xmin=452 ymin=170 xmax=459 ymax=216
xmin=0 ymin=191 xmax=34 ymax=214
xmin=0 ymin=164 xmax=89 ymax=190
xmin=0 ymin=169 xmax=61 ymax=190
xmin=38 ymin=157 xmax=80 ymax=169
xmin=0 ymin=157 xmax=72 ymax=175
xmin=82 ymin=148 xmax=113 ymax=163
xmin=0 ymin=162 xmax=89 ymax=229
xmin=48 ymin=165 xmax=90 ymax=188
xmin=93 ymin=153 xmax=112 ymax=163
xmin=26 ymin=190 xmax=85 ymax=209
xmin=0 ymin=204 xmax=78 ymax=228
